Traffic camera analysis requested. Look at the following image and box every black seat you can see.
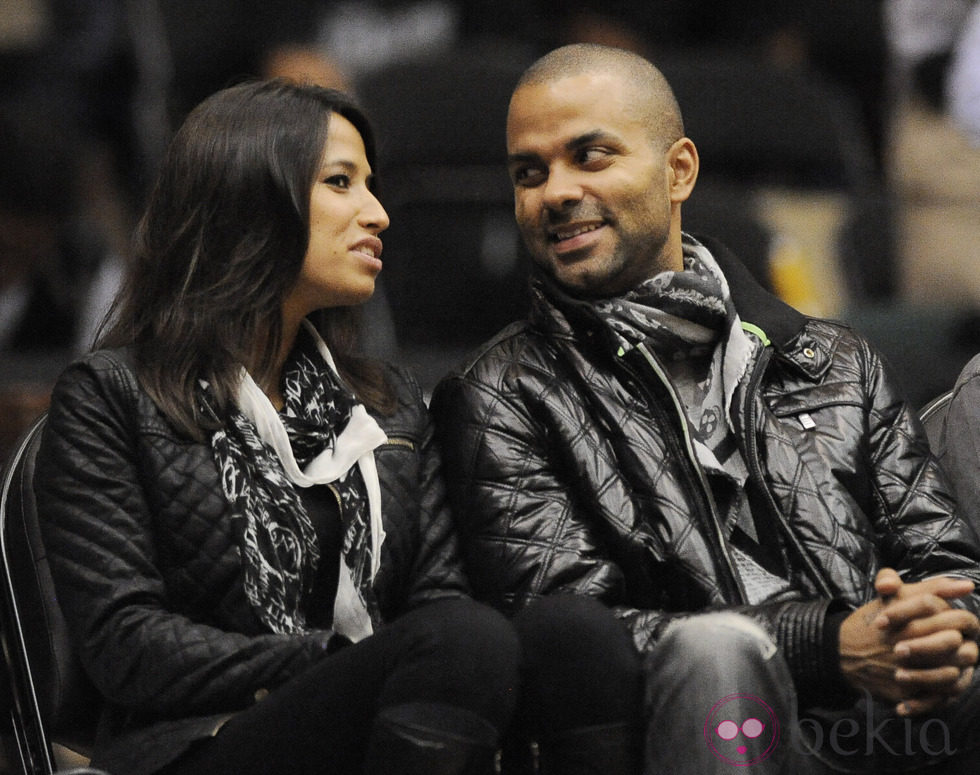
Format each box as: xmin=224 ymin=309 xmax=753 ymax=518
xmin=355 ymin=46 xmax=534 ymax=392
xmin=0 ymin=415 xmax=103 ymax=774
xmin=653 ymin=48 xmax=896 ymax=301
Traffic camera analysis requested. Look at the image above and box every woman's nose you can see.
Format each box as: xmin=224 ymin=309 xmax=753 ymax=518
xmin=362 ymin=190 xmax=390 ymax=232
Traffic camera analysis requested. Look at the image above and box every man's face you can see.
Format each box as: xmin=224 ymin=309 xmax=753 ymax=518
xmin=506 ymin=72 xmax=682 ymax=298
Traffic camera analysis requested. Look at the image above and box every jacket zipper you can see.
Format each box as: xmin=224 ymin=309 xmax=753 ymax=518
xmin=325 ymin=482 xmax=343 ymax=512
xmin=383 ymin=437 xmax=415 ymax=451
xmin=631 ymin=342 xmax=746 ymax=603
xmin=323 ymin=438 xmax=414 ymax=508
xmin=738 ymin=347 xmax=835 ymax=598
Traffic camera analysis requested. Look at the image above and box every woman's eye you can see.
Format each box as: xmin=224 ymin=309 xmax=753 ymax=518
xmin=324 ymin=174 xmax=351 ymax=189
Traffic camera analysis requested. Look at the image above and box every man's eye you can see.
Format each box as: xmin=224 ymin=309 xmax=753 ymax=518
xmin=511 ymin=166 xmax=545 ymax=187
xmin=577 ymin=147 xmax=609 ymax=165
xmin=324 ymin=174 xmax=351 ymax=189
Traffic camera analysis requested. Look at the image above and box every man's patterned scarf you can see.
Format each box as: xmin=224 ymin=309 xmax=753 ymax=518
xmin=593 ymin=238 xmax=752 ymax=473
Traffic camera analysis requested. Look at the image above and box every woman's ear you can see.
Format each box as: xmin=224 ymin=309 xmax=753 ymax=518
xmin=667 ymin=137 xmax=699 ymax=204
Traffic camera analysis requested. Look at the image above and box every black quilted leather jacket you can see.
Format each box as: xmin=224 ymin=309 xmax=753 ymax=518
xmin=35 ymin=347 xmax=468 ymax=775
xmin=431 ymin=237 xmax=980 ymax=704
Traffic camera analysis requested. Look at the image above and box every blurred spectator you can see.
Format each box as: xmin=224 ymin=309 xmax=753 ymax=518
xmin=316 ymin=0 xmax=460 ymax=79
xmin=260 ymin=43 xmax=352 ymax=91
xmin=458 ymin=0 xmax=891 ymax=176
xmin=1 ymin=1 xmax=142 ymax=457
xmin=884 ymin=0 xmax=980 ymax=307
xmin=7 ymin=1 xmax=336 ymax=200
xmin=0 ymin=97 xmax=129 ymax=461
xmin=0 ymin=102 xmax=102 ymax=354
xmin=884 ymin=0 xmax=973 ymax=109
xmin=947 ymin=2 xmax=980 ymax=146
xmin=157 ymin=0 xmax=322 ymax=116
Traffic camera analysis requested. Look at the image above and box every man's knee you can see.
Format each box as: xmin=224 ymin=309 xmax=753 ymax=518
xmin=643 ymin=613 xmax=796 ymax=773
xmin=645 ymin=611 xmax=791 ymax=720
xmin=655 ymin=611 xmax=778 ymax=666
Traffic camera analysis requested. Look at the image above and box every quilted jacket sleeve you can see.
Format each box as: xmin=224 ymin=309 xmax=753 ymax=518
xmin=381 ymin=367 xmax=469 ymax=609
xmin=34 ymin=355 xmax=335 ymax=718
xmin=432 ymin=364 xmax=662 ymax=622
xmin=860 ymin=340 xmax=980 ymax=611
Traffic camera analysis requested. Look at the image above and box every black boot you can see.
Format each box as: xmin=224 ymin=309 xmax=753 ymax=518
xmin=538 ymin=721 xmax=641 ymax=775
xmin=363 ymin=702 xmax=500 ymax=775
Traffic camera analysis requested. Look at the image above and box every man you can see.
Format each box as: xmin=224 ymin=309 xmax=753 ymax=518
xmin=430 ymin=43 xmax=980 ymax=774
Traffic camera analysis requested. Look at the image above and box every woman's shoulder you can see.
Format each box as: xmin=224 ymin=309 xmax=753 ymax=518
xmin=380 ymin=361 xmax=423 ymax=402
xmin=75 ymin=344 xmax=137 ymax=371
xmin=53 ymin=345 xmax=138 ymax=395
xmin=370 ymin=361 xmax=430 ymax=435
xmin=46 ymin=345 xmax=150 ymax=428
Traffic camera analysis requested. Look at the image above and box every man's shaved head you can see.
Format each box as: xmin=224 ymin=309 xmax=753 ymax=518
xmin=514 ymin=43 xmax=685 ymax=150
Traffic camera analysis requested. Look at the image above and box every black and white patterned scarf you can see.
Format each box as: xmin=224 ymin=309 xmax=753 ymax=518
xmin=594 ymin=236 xmax=759 ymax=477
xmin=203 ymin=322 xmax=386 ymax=637
xmin=595 ymin=238 xmax=792 ymax=603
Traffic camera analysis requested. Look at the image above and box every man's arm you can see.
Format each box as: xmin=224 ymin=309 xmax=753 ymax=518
xmin=837 ymin=337 xmax=980 ymax=714
xmin=432 ymin=368 xmax=643 ymax=615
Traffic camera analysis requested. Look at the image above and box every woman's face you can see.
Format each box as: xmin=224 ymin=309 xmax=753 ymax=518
xmin=283 ymin=113 xmax=389 ymax=320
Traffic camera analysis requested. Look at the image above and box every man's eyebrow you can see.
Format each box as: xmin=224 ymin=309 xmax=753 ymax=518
xmin=507 ymin=151 xmax=539 ymax=166
xmin=566 ymin=130 xmax=613 ymax=150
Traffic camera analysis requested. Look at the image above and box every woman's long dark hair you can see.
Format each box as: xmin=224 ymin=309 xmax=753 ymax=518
xmin=98 ymin=79 xmax=394 ymax=439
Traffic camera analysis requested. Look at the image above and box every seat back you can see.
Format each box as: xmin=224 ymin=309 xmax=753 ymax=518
xmin=0 ymin=415 xmax=101 ymax=774
xmin=653 ymin=48 xmax=896 ymax=303
xmin=919 ymin=390 xmax=954 ymax=452
xmin=355 ymin=46 xmax=534 ymax=391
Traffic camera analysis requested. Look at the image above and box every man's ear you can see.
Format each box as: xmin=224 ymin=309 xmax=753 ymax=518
xmin=667 ymin=137 xmax=699 ymax=204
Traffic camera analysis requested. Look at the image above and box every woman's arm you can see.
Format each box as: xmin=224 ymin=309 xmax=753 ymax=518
xmin=376 ymin=366 xmax=469 ymax=609
xmin=35 ymin=353 xmax=335 ymax=718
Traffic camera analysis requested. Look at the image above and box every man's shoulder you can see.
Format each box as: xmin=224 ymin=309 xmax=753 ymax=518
xmin=444 ymin=320 xmax=541 ymax=381
xmin=776 ymin=314 xmax=864 ymax=361
xmin=431 ymin=317 xmax=569 ymax=410
xmin=953 ymin=351 xmax=980 ymax=390
xmin=799 ymin=315 xmax=861 ymax=348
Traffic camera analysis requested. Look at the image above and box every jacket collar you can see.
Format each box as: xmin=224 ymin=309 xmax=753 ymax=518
xmin=693 ymin=233 xmax=807 ymax=350
xmin=529 ymin=233 xmax=831 ymax=380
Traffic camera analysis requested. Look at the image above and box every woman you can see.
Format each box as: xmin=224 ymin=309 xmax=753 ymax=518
xmin=33 ymin=79 xmax=518 ymax=775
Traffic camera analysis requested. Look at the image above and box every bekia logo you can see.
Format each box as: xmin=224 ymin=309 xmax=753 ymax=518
xmin=704 ymin=690 xmax=958 ymax=766
xmin=704 ymin=693 xmax=780 ymax=766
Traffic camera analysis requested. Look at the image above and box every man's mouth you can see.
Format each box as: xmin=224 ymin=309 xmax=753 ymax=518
xmin=550 ymin=222 xmax=604 ymax=242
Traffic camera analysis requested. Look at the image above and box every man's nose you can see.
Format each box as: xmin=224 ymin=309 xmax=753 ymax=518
xmin=541 ymin=166 xmax=584 ymax=210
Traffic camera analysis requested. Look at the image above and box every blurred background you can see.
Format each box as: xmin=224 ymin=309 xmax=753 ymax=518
xmin=3 ymin=0 xmax=980 ymax=466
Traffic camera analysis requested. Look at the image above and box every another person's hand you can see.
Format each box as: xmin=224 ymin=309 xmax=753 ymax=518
xmin=839 ymin=568 xmax=979 ymax=715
